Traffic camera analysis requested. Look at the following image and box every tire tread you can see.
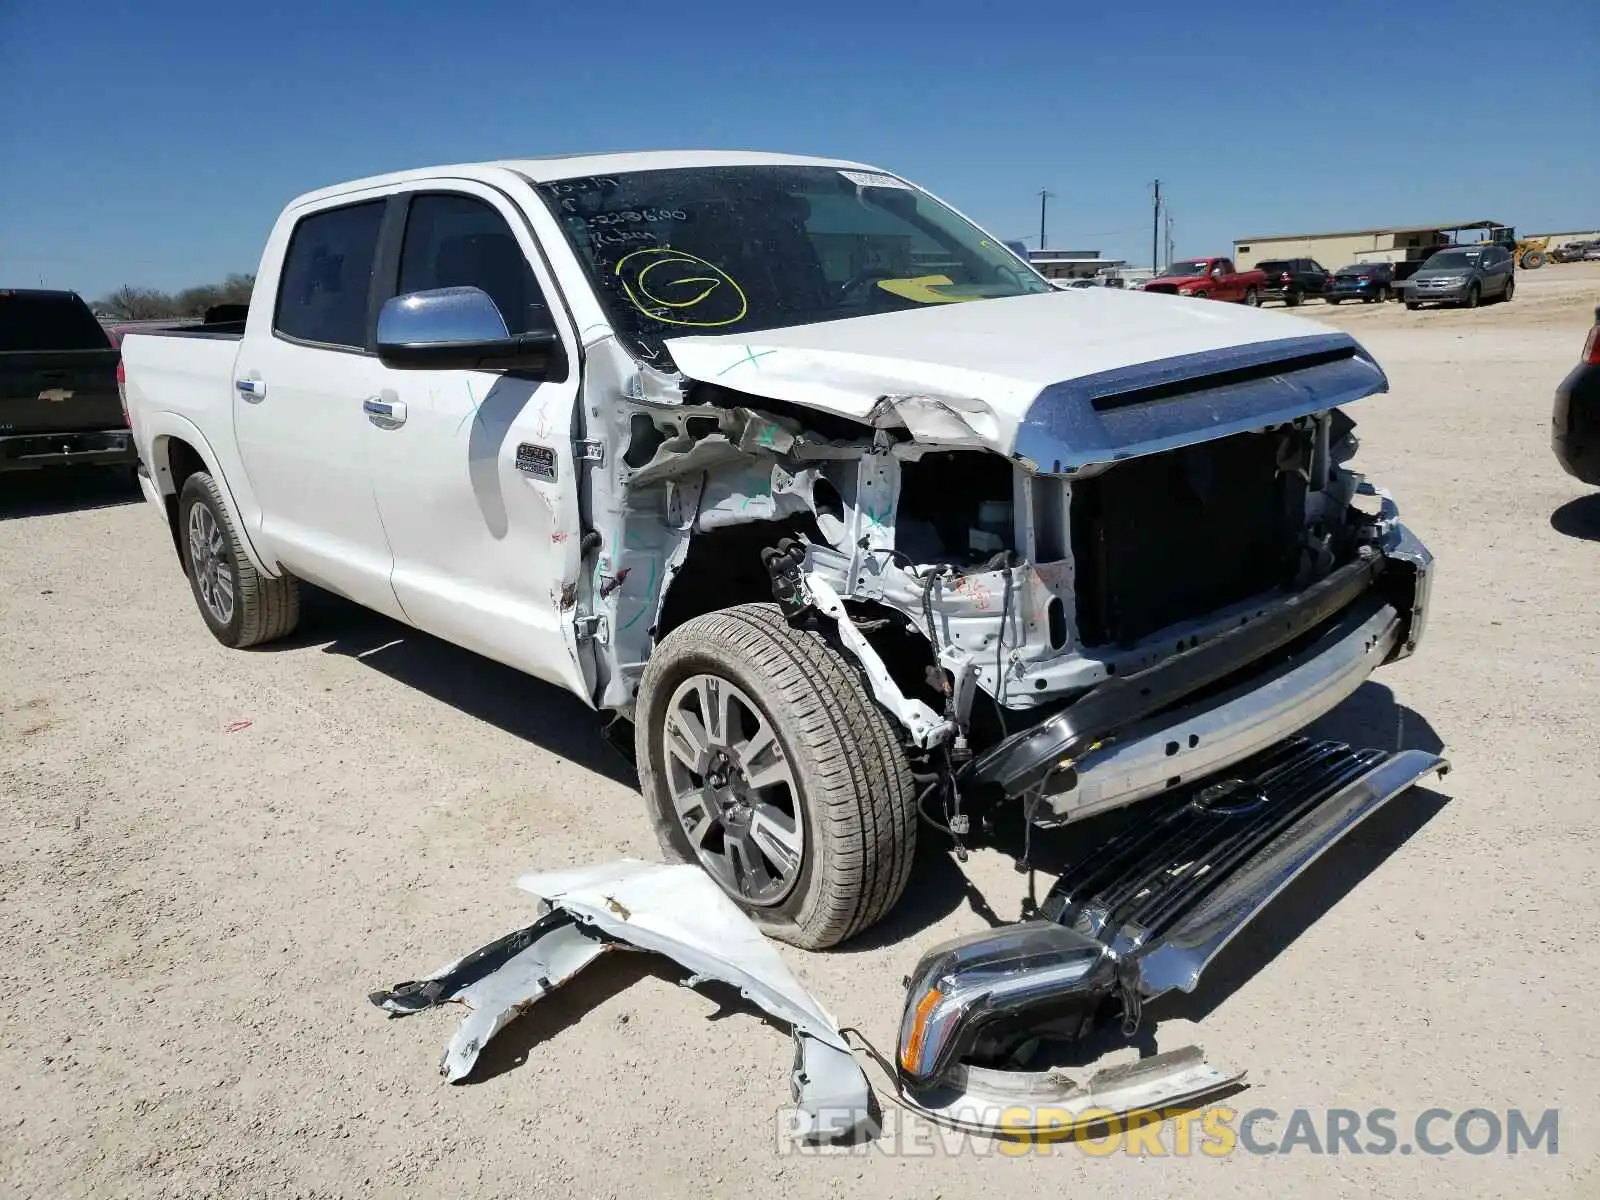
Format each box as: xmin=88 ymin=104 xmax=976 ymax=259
xmin=637 ymin=602 xmax=917 ymax=949
xmin=181 ymin=472 xmax=299 ymax=649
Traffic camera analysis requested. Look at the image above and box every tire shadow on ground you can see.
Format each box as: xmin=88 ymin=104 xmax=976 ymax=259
xmin=261 ymin=585 xmax=636 ymax=787
xmin=1550 ymin=492 xmax=1600 ymax=542
xmin=0 ymin=467 xmax=142 ymax=520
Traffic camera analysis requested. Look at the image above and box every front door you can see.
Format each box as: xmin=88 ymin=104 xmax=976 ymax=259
xmin=1211 ymin=258 xmax=1239 ymax=300
xmin=235 ymin=195 xmax=407 ymax=619
xmin=363 ymin=185 xmax=591 ymax=696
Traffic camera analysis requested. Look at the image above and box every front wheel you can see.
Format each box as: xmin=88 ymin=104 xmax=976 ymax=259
xmin=178 ymin=471 xmax=300 ymax=648
xmin=1502 ymin=278 xmax=1515 ymax=302
xmin=635 ymin=603 xmax=918 ymax=949
xmin=1406 ymin=301 xmax=1421 ymax=310
xmin=1462 ymin=284 xmax=1480 ymax=309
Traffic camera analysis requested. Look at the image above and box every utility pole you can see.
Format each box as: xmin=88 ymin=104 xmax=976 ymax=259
xmin=1038 ymin=189 xmax=1053 ymax=251
xmin=1151 ymin=179 xmax=1162 ymax=273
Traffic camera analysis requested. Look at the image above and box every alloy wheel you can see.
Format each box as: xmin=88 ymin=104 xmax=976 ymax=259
xmin=187 ymin=501 xmax=235 ymax=625
xmin=662 ymin=674 xmax=804 ymax=905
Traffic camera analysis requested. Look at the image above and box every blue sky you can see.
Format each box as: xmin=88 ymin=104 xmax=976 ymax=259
xmin=2 ymin=0 xmax=1595 ymax=299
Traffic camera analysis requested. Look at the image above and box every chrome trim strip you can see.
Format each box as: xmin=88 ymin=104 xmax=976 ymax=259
xmin=1137 ymin=748 xmax=1449 ymax=997
xmin=1015 ymin=333 xmax=1388 ymax=473
xmin=900 ymin=1045 xmax=1244 ymax=1137
xmin=1051 ymin=599 xmax=1403 ymax=821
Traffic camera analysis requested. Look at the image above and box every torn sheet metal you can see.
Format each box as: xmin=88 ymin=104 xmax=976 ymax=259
xmin=371 ymin=911 xmax=610 ymax=1082
xmin=866 ymin=393 xmax=1002 ymax=449
xmin=371 ymin=860 xmax=871 ymax=1143
xmin=900 ymin=1046 xmax=1243 ymax=1137
xmin=803 ymin=571 xmax=954 ymax=749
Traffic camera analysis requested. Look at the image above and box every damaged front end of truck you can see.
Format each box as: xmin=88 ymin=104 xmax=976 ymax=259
xmin=570 ymin=314 xmax=1443 ymax=1131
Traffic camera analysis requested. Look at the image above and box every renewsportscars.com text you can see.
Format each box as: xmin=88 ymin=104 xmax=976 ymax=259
xmin=777 ymin=1105 xmax=1560 ymax=1157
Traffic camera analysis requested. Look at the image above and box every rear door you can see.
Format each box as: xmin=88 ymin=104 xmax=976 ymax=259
xmin=0 ymin=291 xmax=123 ymax=434
xmin=362 ymin=182 xmax=590 ymax=695
xmin=1490 ymin=246 xmax=1514 ymax=294
xmin=233 ymin=195 xmax=408 ymax=618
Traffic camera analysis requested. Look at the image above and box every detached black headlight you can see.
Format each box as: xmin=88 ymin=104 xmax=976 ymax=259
xmin=896 ymin=922 xmax=1116 ymax=1087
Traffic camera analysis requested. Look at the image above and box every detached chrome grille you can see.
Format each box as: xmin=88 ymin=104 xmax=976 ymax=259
xmin=1043 ymin=738 xmax=1389 ymax=953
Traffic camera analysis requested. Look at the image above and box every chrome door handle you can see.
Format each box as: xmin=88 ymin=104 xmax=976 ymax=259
xmin=235 ymin=378 xmax=266 ymax=400
xmin=364 ymin=396 xmax=407 ymax=425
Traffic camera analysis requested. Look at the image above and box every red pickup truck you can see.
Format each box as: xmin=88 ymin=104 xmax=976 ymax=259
xmin=1142 ymin=257 xmax=1266 ymax=305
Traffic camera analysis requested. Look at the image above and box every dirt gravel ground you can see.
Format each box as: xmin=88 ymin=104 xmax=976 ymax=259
xmin=4 ymin=263 xmax=1599 ymax=1199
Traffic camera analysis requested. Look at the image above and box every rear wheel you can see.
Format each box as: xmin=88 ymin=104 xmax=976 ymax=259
xmin=635 ymin=603 xmax=918 ymax=949
xmin=1326 ymin=297 xmax=1343 ymax=305
xmin=1406 ymin=301 xmax=1421 ymax=311
xmin=178 ymin=472 xmax=299 ymax=648
xmin=1242 ymin=287 xmax=1259 ymax=306
xmin=1285 ymin=289 xmax=1304 ymax=307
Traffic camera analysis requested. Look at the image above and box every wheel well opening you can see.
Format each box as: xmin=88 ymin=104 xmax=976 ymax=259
xmin=656 ymin=517 xmax=821 ymax=641
xmin=160 ymin=438 xmax=208 ymax=560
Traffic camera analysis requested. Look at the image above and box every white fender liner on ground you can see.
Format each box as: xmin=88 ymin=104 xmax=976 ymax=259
xmin=370 ymin=860 xmax=871 ymax=1143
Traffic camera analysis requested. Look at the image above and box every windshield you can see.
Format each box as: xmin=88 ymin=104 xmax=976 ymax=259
xmin=1336 ymin=264 xmax=1380 ymax=275
xmin=1164 ymin=259 xmax=1213 ymax=276
xmin=1257 ymin=261 xmax=1290 ymax=274
xmin=1423 ymin=250 xmax=1480 ymax=270
xmin=533 ymin=165 xmax=1051 ymax=364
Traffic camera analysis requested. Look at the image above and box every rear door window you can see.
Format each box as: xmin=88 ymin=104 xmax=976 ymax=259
xmin=0 ymin=291 xmax=111 ymax=352
xmin=273 ymin=201 xmax=386 ymax=349
xmin=396 ymin=193 xmax=554 ymax=335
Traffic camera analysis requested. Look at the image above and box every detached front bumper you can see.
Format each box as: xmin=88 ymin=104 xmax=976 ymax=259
xmin=897 ymin=737 xmax=1449 ymax=1133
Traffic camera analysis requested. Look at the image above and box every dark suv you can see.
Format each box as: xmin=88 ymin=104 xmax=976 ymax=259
xmin=1553 ymin=304 xmax=1600 ymax=485
xmin=1325 ymin=263 xmax=1396 ymax=305
xmin=1256 ymin=258 xmax=1331 ymax=306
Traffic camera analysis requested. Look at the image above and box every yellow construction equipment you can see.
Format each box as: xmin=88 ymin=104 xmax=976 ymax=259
xmin=1489 ymin=226 xmax=1551 ymax=269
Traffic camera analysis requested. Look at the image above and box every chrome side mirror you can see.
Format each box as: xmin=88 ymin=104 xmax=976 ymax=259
xmin=376 ymin=286 xmax=566 ymax=379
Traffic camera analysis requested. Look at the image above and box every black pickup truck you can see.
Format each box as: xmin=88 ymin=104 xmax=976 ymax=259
xmin=1 ymin=289 xmax=133 ymax=475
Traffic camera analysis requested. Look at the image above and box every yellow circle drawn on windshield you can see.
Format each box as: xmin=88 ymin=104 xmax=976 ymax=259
xmin=614 ymin=248 xmax=748 ymax=328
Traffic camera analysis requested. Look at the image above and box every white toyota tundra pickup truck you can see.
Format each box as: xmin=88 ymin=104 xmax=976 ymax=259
xmin=121 ymin=152 xmax=1441 ymax=1007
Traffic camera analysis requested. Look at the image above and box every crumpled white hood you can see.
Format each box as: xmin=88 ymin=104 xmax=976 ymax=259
xmin=666 ymin=288 xmax=1351 ymax=455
